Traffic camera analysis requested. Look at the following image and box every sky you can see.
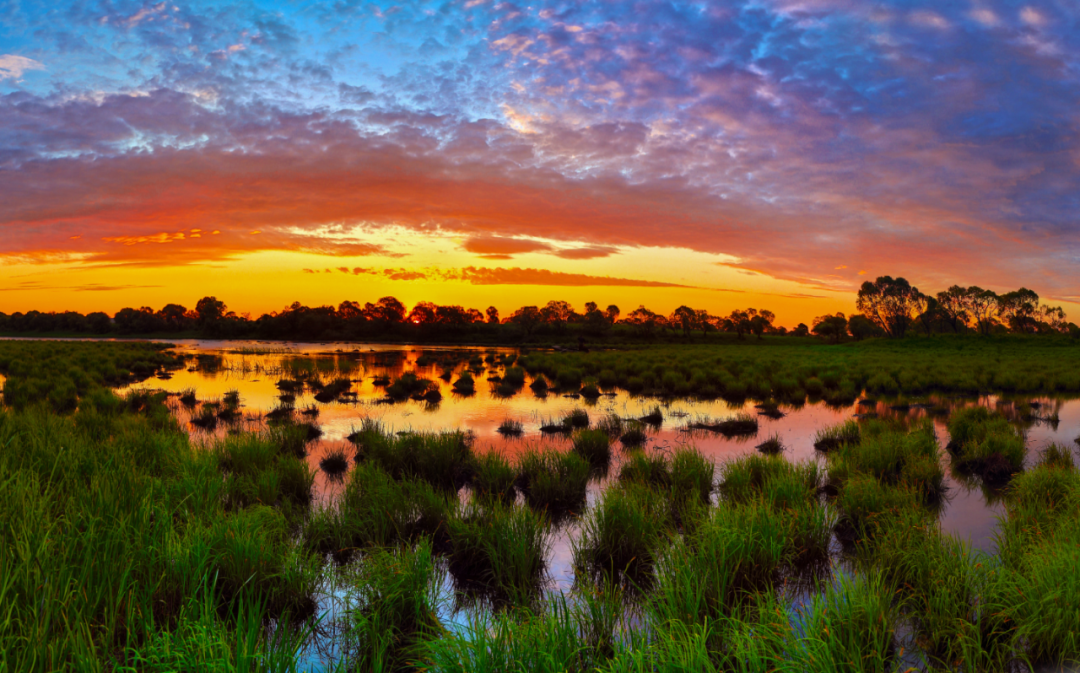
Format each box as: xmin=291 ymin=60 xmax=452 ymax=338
xmin=1 ymin=0 xmax=1079 ymax=326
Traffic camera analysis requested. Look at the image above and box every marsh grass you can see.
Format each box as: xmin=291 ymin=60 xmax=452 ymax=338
xmin=639 ymin=405 xmax=663 ymax=426
xmin=447 ymin=502 xmax=548 ymax=606
xmin=1038 ymin=442 xmax=1075 ymax=469
xmin=496 ymin=418 xmax=524 ymax=437
xmin=947 ymin=407 xmax=1026 ymax=485
xmin=355 ymin=427 xmax=474 ymax=492
xmin=178 ymin=387 xmax=198 ymax=407
xmin=562 ymin=408 xmax=590 ymax=429
xmin=755 ymin=433 xmax=785 ymax=454
xmin=0 ymin=373 xmax=320 ymax=670
xmin=470 ymin=450 xmax=517 ymax=503
xmin=813 ymin=419 xmax=861 ymax=452
xmin=572 ymin=429 xmax=613 ymax=471
xmin=190 ymin=402 xmax=220 ymax=430
xmin=344 ymin=539 xmax=445 ymax=671
xmin=516 ymin=448 xmax=590 ymax=516
xmin=319 ymin=446 xmax=350 ymax=480
xmin=619 ymin=423 xmax=648 ymax=447
xmin=689 ymin=413 xmax=758 ymax=437
xmin=574 ymin=484 xmax=670 ymax=590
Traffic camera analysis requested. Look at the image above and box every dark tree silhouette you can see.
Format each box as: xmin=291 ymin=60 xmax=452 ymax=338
xmin=856 ymin=276 xmax=925 ymax=338
xmin=812 ymin=313 xmax=848 ymax=343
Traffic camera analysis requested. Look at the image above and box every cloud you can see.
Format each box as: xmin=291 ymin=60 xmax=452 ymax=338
xmin=461 ymin=235 xmax=553 ymax=255
xmin=447 ymin=266 xmax=697 ymax=288
xmin=552 ymin=246 xmax=619 ymax=260
xmin=0 ymin=55 xmax=45 ymax=82
xmin=3 ymin=0 xmax=1080 ymax=303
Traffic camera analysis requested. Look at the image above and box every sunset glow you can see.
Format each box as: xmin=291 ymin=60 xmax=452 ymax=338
xmin=2 ymin=1 xmax=1078 ymax=324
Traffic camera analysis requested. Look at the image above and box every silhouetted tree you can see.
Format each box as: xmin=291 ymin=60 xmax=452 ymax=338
xmin=856 ymin=276 xmax=925 ymax=338
xmin=363 ymin=297 xmax=407 ymax=327
xmin=812 ymin=313 xmax=848 ymax=344
xmin=967 ymin=287 xmax=999 ymax=335
xmin=540 ymin=300 xmax=575 ymax=332
xmin=996 ymin=288 xmax=1040 ymax=333
xmin=506 ymin=305 xmax=542 ymax=337
xmin=195 ymin=296 xmax=227 ymax=331
xmin=847 ymin=314 xmax=882 ymax=341
xmin=87 ymin=311 xmax=112 ymax=334
xmin=670 ymin=305 xmax=698 ymax=336
xmin=485 ymin=306 xmax=500 ymax=324
xmin=623 ymin=306 xmax=662 ymax=337
xmin=791 ymin=323 xmax=810 ymax=337
xmin=936 ymin=286 xmax=970 ymax=333
xmin=749 ymin=309 xmax=775 ymax=339
xmin=407 ymin=301 xmax=438 ymax=325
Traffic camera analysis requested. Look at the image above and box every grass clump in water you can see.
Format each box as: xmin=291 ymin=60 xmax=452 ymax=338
xmin=813 ymin=419 xmax=861 ymax=452
xmin=470 ymin=450 xmax=517 ymax=503
xmin=356 ymin=427 xmax=474 ymax=492
xmin=516 ymin=448 xmax=590 ymax=517
xmin=496 ymin=418 xmax=524 ymax=437
xmin=319 ymin=446 xmax=350 ymax=481
xmin=574 ymin=484 xmax=671 ymax=590
xmin=619 ymin=423 xmax=648 ymax=447
xmin=689 ymin=413 xmax=758 ymax=437
xmin=947 ymin=407 xmax=1026 ymax=485
xmin=447 ymin=502 xmax=548 ymax=606
xmin=562 ymin=408 xmax=590 ymax=429
xmin=755 ymin=433 xmax=785 ymax=454
xmin=451 ymin=372 xmax=475 ymax=395
xmin=639 ymin=405 xmax=663 ymax=426
xmin=572 ymin=429 xmax=612 ymax=471
xmin=344 ymin=539 xmax=445 ymax=670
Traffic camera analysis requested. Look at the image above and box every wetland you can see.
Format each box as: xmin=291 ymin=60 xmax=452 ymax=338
xmin=4 ymin=336 xmax=1080 ymax=671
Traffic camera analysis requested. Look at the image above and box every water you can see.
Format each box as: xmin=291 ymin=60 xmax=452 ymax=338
xmin=113 ymin=340 xmax=1080 ymax=669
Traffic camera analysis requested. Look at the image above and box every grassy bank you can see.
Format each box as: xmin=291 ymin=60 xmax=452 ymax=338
xmin=0 ymin=342 xmax=320 ymax=670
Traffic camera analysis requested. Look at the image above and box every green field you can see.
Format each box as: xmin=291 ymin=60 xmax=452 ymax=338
xmin=520 ymin=335 xmax=1080 ymax=402
xmin=3 ymin=339 xmax=1080 ymax=671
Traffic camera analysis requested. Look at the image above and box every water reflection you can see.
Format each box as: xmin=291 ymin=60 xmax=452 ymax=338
xmin=114 ymin=340 xmax=1080 ymax=670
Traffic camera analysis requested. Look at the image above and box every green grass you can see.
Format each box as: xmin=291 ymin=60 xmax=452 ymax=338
xmin=447 ymin=502 xmax=548 ymax=606
xmin=14 ymin=339 xmax=1080 ymax=669
xmin=574 ymin=484 xmax=671 ymax=590
xmin=0 ymin=384 xmax=321 ymax=670
xmin=572 ymin=429 xmax=613 ymax=471
xmin=947 ymin=407 xmax=1027 ymax=484
xmin=516 ymin=448 xmax=590 ymax=516
xmin=354 ymin=426 xmax=474 ymax=492
xmin=470 ymin=450 xmax=517 ymax=502
xmin=813 ymin=419 xmax=861 ymax=451
xmin=344 ymin=539 xmax=445 ymax=671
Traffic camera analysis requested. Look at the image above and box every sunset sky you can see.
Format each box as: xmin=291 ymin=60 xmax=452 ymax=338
xmin=2 ymin=0 xmax=1078 ymax=326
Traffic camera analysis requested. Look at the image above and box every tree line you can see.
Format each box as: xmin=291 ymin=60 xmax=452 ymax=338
xmin=0 ymin=297 xmax=785 ymax=341
xmin=0 ymin=276 xmax=1073 ymax=342
xmin=808 ymin=276 xmax=1075 ymax=342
